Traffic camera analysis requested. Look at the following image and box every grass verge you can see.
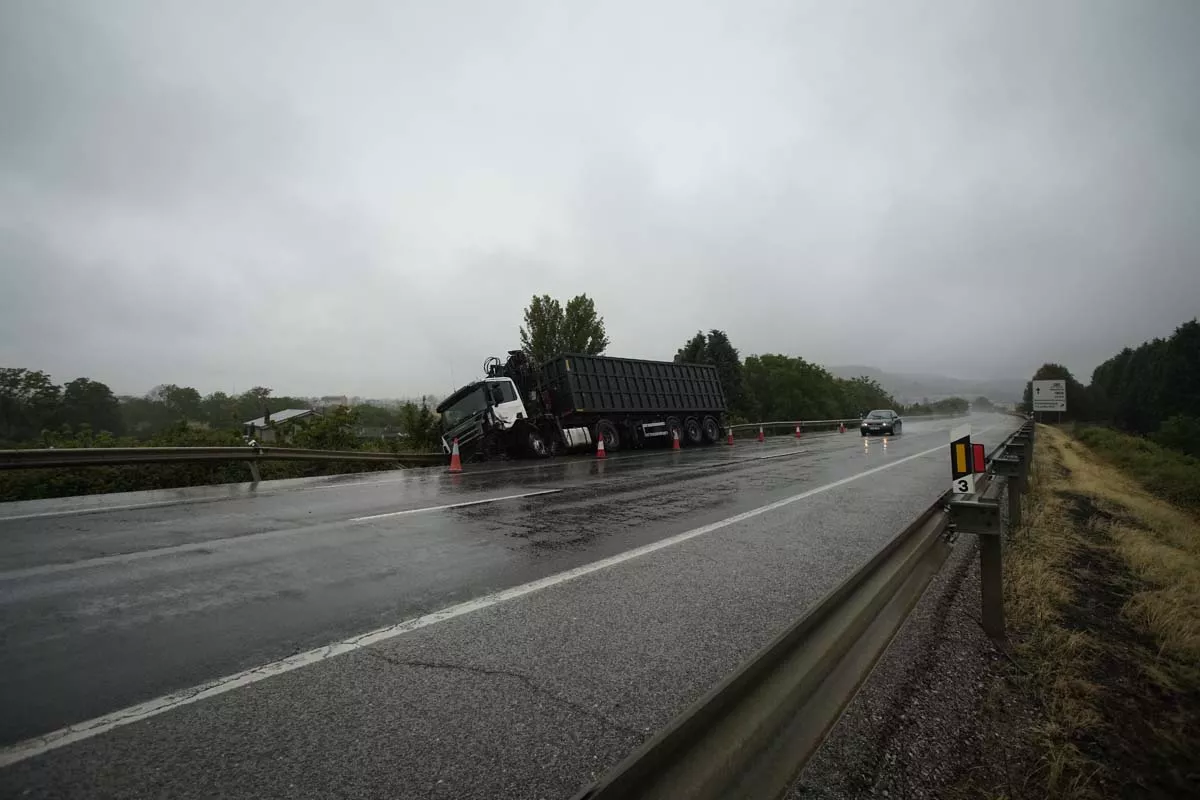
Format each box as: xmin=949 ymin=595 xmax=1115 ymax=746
xmin=989 ymin=424 xmax=1200 ymax=798
xmin=1072 ymin=425 xmax=1200 ymax=513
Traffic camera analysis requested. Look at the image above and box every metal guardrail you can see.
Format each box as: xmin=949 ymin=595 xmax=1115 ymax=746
xmin=729 ymin=412 xmax=968 ymax=435
xmin=0 ymin=446 xmax=447 ymax=481
xmin=575 ymin=419 xmax=1035 ymax=800
xmin=729 ymin=418 xmax=861 ymax=433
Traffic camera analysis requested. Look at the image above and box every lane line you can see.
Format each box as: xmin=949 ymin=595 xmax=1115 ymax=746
xmin=0 ymin=435 xmax=980 ymax=768
xmin=0 ymin=498 xmax=233 ymax=523
xmin=348 ymin=489 xmax=562 ymax=522
xmin=0 ymin=489 xmax=563 ymax=582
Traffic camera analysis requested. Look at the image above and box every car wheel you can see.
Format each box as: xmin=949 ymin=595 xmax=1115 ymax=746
xmin=683 ymin=416 xmax=704 ymax=446
xmin=861 ymin=431 xmax=868 ymax=437
xmin=700 ymin=415 xmax=721 ymax=444
xmin=894 ymin=421 xmax=902 ymax=435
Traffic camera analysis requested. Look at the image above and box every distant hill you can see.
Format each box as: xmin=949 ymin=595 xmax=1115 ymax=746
xmin=828 ymin=366 xmax=1024 ymax=405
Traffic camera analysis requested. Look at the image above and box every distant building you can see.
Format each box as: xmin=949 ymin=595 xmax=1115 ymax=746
xmin=242 ymin=408 xmax=320 ymax=444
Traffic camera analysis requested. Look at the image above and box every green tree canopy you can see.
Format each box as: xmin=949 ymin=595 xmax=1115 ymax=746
xmin=1089 ymin=319 xmax=1199 ymax=435
xmin=60 ymin=377 xmax=123 ymax=435
xmin=519 ymin=293 xmax=610 ymax=365
xmin=0 ymin=368 xmax=61 ymax=442
xmin=674 ymin=329 xmax=747 ymax=415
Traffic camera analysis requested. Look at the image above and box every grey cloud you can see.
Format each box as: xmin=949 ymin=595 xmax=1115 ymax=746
xmin=2 ymin=0 xmax=1198 ymax=397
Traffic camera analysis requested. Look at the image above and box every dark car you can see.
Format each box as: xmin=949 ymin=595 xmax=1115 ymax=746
xmin=861 ymin=409 xmax=902 ymax=436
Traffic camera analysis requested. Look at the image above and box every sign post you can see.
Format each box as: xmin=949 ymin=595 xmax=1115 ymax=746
xmin=950 ymin=424 xmax=974 ymax=495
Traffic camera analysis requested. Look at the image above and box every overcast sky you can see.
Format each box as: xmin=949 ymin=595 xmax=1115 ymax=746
xmin=2 ymin=0 xmax=1198 ymax=397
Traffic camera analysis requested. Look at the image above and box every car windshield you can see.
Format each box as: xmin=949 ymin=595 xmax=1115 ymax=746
xmin=441 ymin=386 xmax=489 ymax=427
xmin=867 ymin=410 xmax=890 ymax=419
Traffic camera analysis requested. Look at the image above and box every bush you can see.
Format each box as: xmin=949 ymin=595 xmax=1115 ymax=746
xmin=1075 ymin=426 xmax=1200 ymax=512
xmin=1153 ymin=414 xmax=1200 ymax=458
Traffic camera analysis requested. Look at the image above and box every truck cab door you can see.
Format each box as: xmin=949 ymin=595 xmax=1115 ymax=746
xmin=485 ymin=379 xmax=528 ymax=429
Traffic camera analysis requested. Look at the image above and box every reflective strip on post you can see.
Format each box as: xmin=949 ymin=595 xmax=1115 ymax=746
xmin=950 ymin=423 xmax=974 ymax=494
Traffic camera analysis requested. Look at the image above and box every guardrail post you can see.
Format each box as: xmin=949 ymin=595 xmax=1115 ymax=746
xmin=1007 ymin=482 xmax=1021 ymax=528
xmin=949 ymin=494 xmax=1005 ymax=641
xmin=979 ymin=535 xmax=1004 ymax=640
xmin=1004 ymin=441 xmax=1029 ymax=494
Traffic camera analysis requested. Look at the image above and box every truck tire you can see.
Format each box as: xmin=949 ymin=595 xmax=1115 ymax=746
xmin=595 ymin=419 xmax=620 ymax=452
xmin=525 ymin=430 xmax=549 ymax=457
xmin=701 ymin=416 xmax=721 ymax=444
xmin=683 ymin=417 xmax=703 ymax=446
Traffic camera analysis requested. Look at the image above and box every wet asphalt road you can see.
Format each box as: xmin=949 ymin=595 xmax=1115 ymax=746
xmin=0 ymin=413 xmax=1020 ymax=798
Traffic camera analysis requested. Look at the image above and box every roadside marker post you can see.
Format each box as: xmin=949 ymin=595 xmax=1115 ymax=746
xmin=947 ymin=423 xmax=1006 ymax=641
xmin=950 ymin=424 xmax=975 ymax=495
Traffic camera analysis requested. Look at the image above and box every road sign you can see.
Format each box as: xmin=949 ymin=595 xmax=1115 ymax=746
xmin=1031 ymin=380 xmax=1067 ymax=412
xmin=950 ymin=424 xmax=975 ymax=494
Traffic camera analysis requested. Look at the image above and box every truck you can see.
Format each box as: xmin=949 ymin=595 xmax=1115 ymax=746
xmin=436 ymin=350 xmax=728 ymax=460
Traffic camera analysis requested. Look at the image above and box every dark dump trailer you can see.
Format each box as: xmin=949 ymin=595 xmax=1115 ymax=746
xmin=437 ymin=351 xmax=727 ymax=459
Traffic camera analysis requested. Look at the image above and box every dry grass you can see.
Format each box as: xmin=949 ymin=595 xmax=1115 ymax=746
xmin=996 ymin=425 xmax=1200 ymax=799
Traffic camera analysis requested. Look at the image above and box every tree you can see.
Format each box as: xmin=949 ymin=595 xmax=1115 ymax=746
xmin=839 ymin=376 xmax=896 ymax=415
xmin=673 ymin=330 xmax=748 ymax=416
xmin=742 ymin=354 xmax=845 ymax=421
xmin=0 ymin=368 xmax=61 ymax=442
xmin=293 ymin=406 xmax=359 ymax=451
xmin=60 ymin=377 xmax=123 ymax=435
xmin=675 ymin=331 xmax=707 ymax=364
xmin=398 ymin=397 xmax=442 ymax=450
xmin=519 ymin=293 xmax=609 ymax=365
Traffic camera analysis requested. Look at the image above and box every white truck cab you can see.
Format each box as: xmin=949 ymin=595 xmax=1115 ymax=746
xmin=482 ymin=378 xmax=527 ymax=428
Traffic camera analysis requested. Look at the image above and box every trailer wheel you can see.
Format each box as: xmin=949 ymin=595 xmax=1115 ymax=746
xmin=683 ymin=417 xmax=703 ymax=446
xmin=665 ymin=416 xmax=683 ymax=447
xmin=595 ymin=419 xmax=620 ymax=452
xmin=701 ymin=416 xmax=721 ymax=444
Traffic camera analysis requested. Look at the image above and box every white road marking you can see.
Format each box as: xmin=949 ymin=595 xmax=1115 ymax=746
xmin=0 ymin=489 xmax=564 ymax=582
xmin=0 ymin=498 xmax=223 ymax=523
xmin=348 ymin=489 xmax=562 ymax=522
xmin=0 ymin=433 xmax=988 ymax=768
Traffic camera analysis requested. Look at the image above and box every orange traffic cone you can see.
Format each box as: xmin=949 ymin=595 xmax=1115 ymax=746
xmin=757 ymin=426 xmax=765 ymax=443
xmin=596 ymin=435 xmax=606 ymax=459
xmin=795 ymin=425 xmax=802 ymax=438
xmin=672 ymin=430 xmax=681 ymax=450
xmin=840 ymin=422 xmax=846 ymax=433
xmin=448 ymin=438 xmax=463 ymax=473
xmin=727 ymin=426 xmax=734 ymax=446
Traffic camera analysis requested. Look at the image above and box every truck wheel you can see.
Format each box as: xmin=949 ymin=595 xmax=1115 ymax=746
xmin=701 ymin=416 xmax=721 ymax=444
xmin=595 ymin=419 xmax=620 ymax=452
xmin=683 ymin=417 xmax=703 ymax=446
xmin=665 ymin=416 xmax=683 ymax=447
xmin=525 ymin=430 xmax=549 ymax=458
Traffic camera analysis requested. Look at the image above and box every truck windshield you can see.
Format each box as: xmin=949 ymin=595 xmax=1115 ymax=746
xmin=441 ymin=386 xmax=489 ymax=427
